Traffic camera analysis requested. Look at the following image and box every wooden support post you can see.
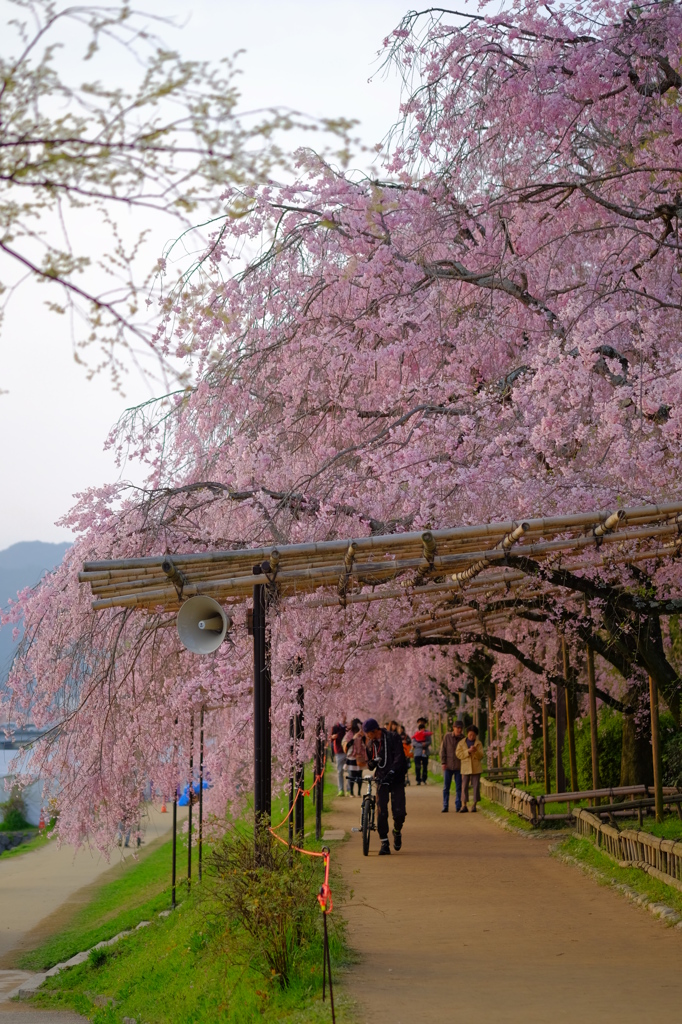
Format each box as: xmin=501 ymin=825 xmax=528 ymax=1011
xmin=253 ymin=578 xmax=272 ymax=834
xmin=294 ymin=686 xmax=305 ymax=841
xmin=187 ymin=713 xmax=193 ymax=892
xmin=487 ymin=694 xmax=494 ymax=768
xmin=562 ymin=639 xmax=578 ymax=793
xmin=584 ymin=596 xmax=600 ymax=803
xmin=555 ymin=675 xmax=567 ymax=794
xmin=649 ymin=674 xmax=664 ymax=824
xmin=474 ymin=679 xmax=480 ymax=730
xmin=521 ymin=699 xmax=531 ymax=787
xmin=542 ymin=690 xmax=550 ymax=793
xmin=494 ymin=682 xmax=501 ymax=768
xmin=198 ymin=708 xmax=204 ymax=883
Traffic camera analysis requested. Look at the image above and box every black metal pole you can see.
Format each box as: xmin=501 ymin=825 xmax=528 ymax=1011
xmin=288 ymin=711 xmax=295 ymax=847
xmin=171 ymin=715 xmax=178 ymax=909
xmin=198 ymin=708 xmax=204 ymax=882
xmin=253 ymin=577 xmax=271 ymax=832
xmin=171 ymin=791 xmax=177 ymax=909
xmin=316 ymin=716 xmax=324 ymax=841
xmin=294 ymin=686 xmax=304 ymax=840
xmin=187 ymin=712 xmax=194 ymax=892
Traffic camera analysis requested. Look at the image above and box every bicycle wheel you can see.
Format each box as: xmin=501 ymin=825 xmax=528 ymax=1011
xmin=361 ymin=796 xmax=371 ymax=856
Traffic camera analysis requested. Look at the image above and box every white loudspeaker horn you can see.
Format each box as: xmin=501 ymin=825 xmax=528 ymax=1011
xmin=177 ymin=596 xmax=231 ymax=654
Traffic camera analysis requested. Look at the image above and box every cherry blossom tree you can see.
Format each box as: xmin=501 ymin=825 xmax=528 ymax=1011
xmin=4 ymin=0 xmax=682 ymax=846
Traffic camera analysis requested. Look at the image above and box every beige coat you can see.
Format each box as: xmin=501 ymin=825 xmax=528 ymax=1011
xmin=456 ymin=737 xmax=484 ymax=775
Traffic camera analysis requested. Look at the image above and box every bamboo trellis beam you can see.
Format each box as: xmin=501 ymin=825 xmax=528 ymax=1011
xmin=80 ymin=502 xmax=682 ymax=612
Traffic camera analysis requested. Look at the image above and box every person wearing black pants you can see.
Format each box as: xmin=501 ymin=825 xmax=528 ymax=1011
xmin=363 ymin=718 xmax=408 ymax=855
xmin=412 ymin=718 xmax=433 ymax=785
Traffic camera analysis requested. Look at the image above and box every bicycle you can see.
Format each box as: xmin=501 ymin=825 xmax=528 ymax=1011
xmin=360 ymin=773 xmax=377 ymax=856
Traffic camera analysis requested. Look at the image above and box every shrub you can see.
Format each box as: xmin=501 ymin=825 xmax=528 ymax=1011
xmin=206 ymin=823 xmax=320 ymax=989
xmin=88 ymin=946 xmax=109 ymax=968
xmin=659 ymin=729 xmax=682 ymax=782
xmin=529 ymin=707 xmax=623 ymax=791
xmin=569 ymin=707 xmax=622 ymax=790
xmin=0 ymin=788 xmax=30 ymax=831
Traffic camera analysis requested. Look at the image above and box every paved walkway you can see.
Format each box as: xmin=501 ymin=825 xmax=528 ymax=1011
xmin=330 ymin=783 xmax=682 ymax=1024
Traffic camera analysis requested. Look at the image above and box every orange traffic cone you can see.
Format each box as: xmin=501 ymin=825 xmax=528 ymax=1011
xmin=38 ymin=809 xmax=45 ymax=830
xmin=160 ymin=798 xmax=167 ymax=813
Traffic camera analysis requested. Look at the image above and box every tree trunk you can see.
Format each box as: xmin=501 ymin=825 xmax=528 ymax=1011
xmin=562 ymin=638 xmax=578 ymax=792
xmin=542 ymin=691 xmax=550 ymax=793
xmin=584 ymin=597 xmax=600 ymax=800
xmin=555 ymin=680 xmax=566 ymax=793
xmin=649 ymin=674 xmax=664 ymax=823
xmin=620 ymin=688 xmax=653 ymax=787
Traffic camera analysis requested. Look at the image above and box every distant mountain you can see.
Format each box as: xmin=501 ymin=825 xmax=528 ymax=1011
xmin=0 ymin=541 xmax=71 ymax=684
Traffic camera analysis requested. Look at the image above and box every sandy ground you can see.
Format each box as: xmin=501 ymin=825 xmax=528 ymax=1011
xmin=330 ymin=781 xmax=682 ymax=1024
xmin=0 ymin=804 xmax=182 ymax=1020
xmin=0 ymin=804 xmax=179 ymax=967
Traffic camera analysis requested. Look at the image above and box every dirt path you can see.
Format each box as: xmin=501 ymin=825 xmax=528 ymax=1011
xmin=331 ymin=783 xmax=682 ymax=1024
xmin=0 ymin=804 xmax=179 ymax=968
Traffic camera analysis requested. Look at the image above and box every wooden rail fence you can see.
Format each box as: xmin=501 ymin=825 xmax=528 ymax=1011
xmin=480 ymin=778 xmax=682 ymax=826
xmin=573 ymin=808 xmax=682 ymax=893
xmin=479 ymin=779 xmax=666 ymax=825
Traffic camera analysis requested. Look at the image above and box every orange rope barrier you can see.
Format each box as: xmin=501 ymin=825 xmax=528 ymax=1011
xmin=267 ymin=775 xmax=335 ymax=1023
xmin=269 ymin=751 xmax=327 ymax=832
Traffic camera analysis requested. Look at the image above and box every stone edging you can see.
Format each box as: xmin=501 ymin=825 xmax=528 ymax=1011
xmin=553 ymin=846 xmax=682 ymax=929
xmin=10 ymin=907 xmax=179 ymax=1000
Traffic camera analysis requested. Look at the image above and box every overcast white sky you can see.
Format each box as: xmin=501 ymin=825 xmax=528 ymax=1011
xmin=0 ymin=1 xmax=437 ymax=549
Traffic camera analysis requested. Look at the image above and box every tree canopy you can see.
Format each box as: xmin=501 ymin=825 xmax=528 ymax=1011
xmin=4 ymin=0 xmax=682 ymax=847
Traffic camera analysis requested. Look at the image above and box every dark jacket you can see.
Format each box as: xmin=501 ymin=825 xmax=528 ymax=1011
xmin=365 ymin=729 xmax=407 ymax=784
xmin=440 ymin=731 xmax=464 ymax=771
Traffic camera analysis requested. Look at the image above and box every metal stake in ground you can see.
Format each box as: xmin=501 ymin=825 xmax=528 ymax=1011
xmin=171 ymin=788 xmax=177 ymax=909
xmin=199 ymin=707 xmax=204 ymax=882
xmin=294 ymin=686 xmax=304 ymax=841
xmin=315 ymin=716 xmax=325 ymax=841
xmin=172 ymin=714 xmax=178 ymax=910
xmin=188 ymin=712 xmax=194 ymax=892
xmin=253 ymin=571 xmax=272 ymax=829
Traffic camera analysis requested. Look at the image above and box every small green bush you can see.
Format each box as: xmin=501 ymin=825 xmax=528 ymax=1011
xmin=88 ymin=946 xmax=109 ymax=968
xmin=0 ymin=788 xmax=30 ymax=831
xmin=569 ymin=707 xmax=622 ymax=789
xmin=530 ymin=707 xmax=623 ymax=790
xmin=662 ymin=726 xmax=682 ymax=788
xmin=206 ymin=823 xmax=320 ymax=989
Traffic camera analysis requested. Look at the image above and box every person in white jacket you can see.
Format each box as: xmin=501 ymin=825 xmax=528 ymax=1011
xmin=455 ymin=725 xmax=485 ymax=813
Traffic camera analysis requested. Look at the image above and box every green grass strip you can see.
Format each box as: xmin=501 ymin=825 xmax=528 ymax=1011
xmin=556 ymin=835 xmax=682 ymax=915
xmin=22 ymin=770 xmax=352 ymax=1022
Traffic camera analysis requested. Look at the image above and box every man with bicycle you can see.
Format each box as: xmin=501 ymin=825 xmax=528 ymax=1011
xmin=363 ymin=718 xmax=407 ymax=856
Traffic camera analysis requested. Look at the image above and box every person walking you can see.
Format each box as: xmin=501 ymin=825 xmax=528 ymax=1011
xmin=412 ymin=718 xmax=433 ymax=785
xmin=400 ymin=725 xmax=413 ymax=785
xmin=456 ymin=724 xmax=485 ymax=812
xmin=440 ymin=719 xmax=465 ymax=812
xmin=331 ymin=718 xmax=348 ymax=796
xmin=343 ymin=718 xmax=366 ymax=796
xmin=363 ymin=718 xmax=407 ymax=855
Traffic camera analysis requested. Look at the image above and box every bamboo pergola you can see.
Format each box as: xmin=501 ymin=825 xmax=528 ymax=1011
xmin=81 ymin=501 xmax=682 ymax=616
xmin=80 ymin=500 xmax=682 ymax=828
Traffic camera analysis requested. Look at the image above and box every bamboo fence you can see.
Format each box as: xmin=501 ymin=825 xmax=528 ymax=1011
xmin=574 ymin=808 xmax=682 ymax=893
xmin=80 ymin=501 xmax=682 ymax=613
